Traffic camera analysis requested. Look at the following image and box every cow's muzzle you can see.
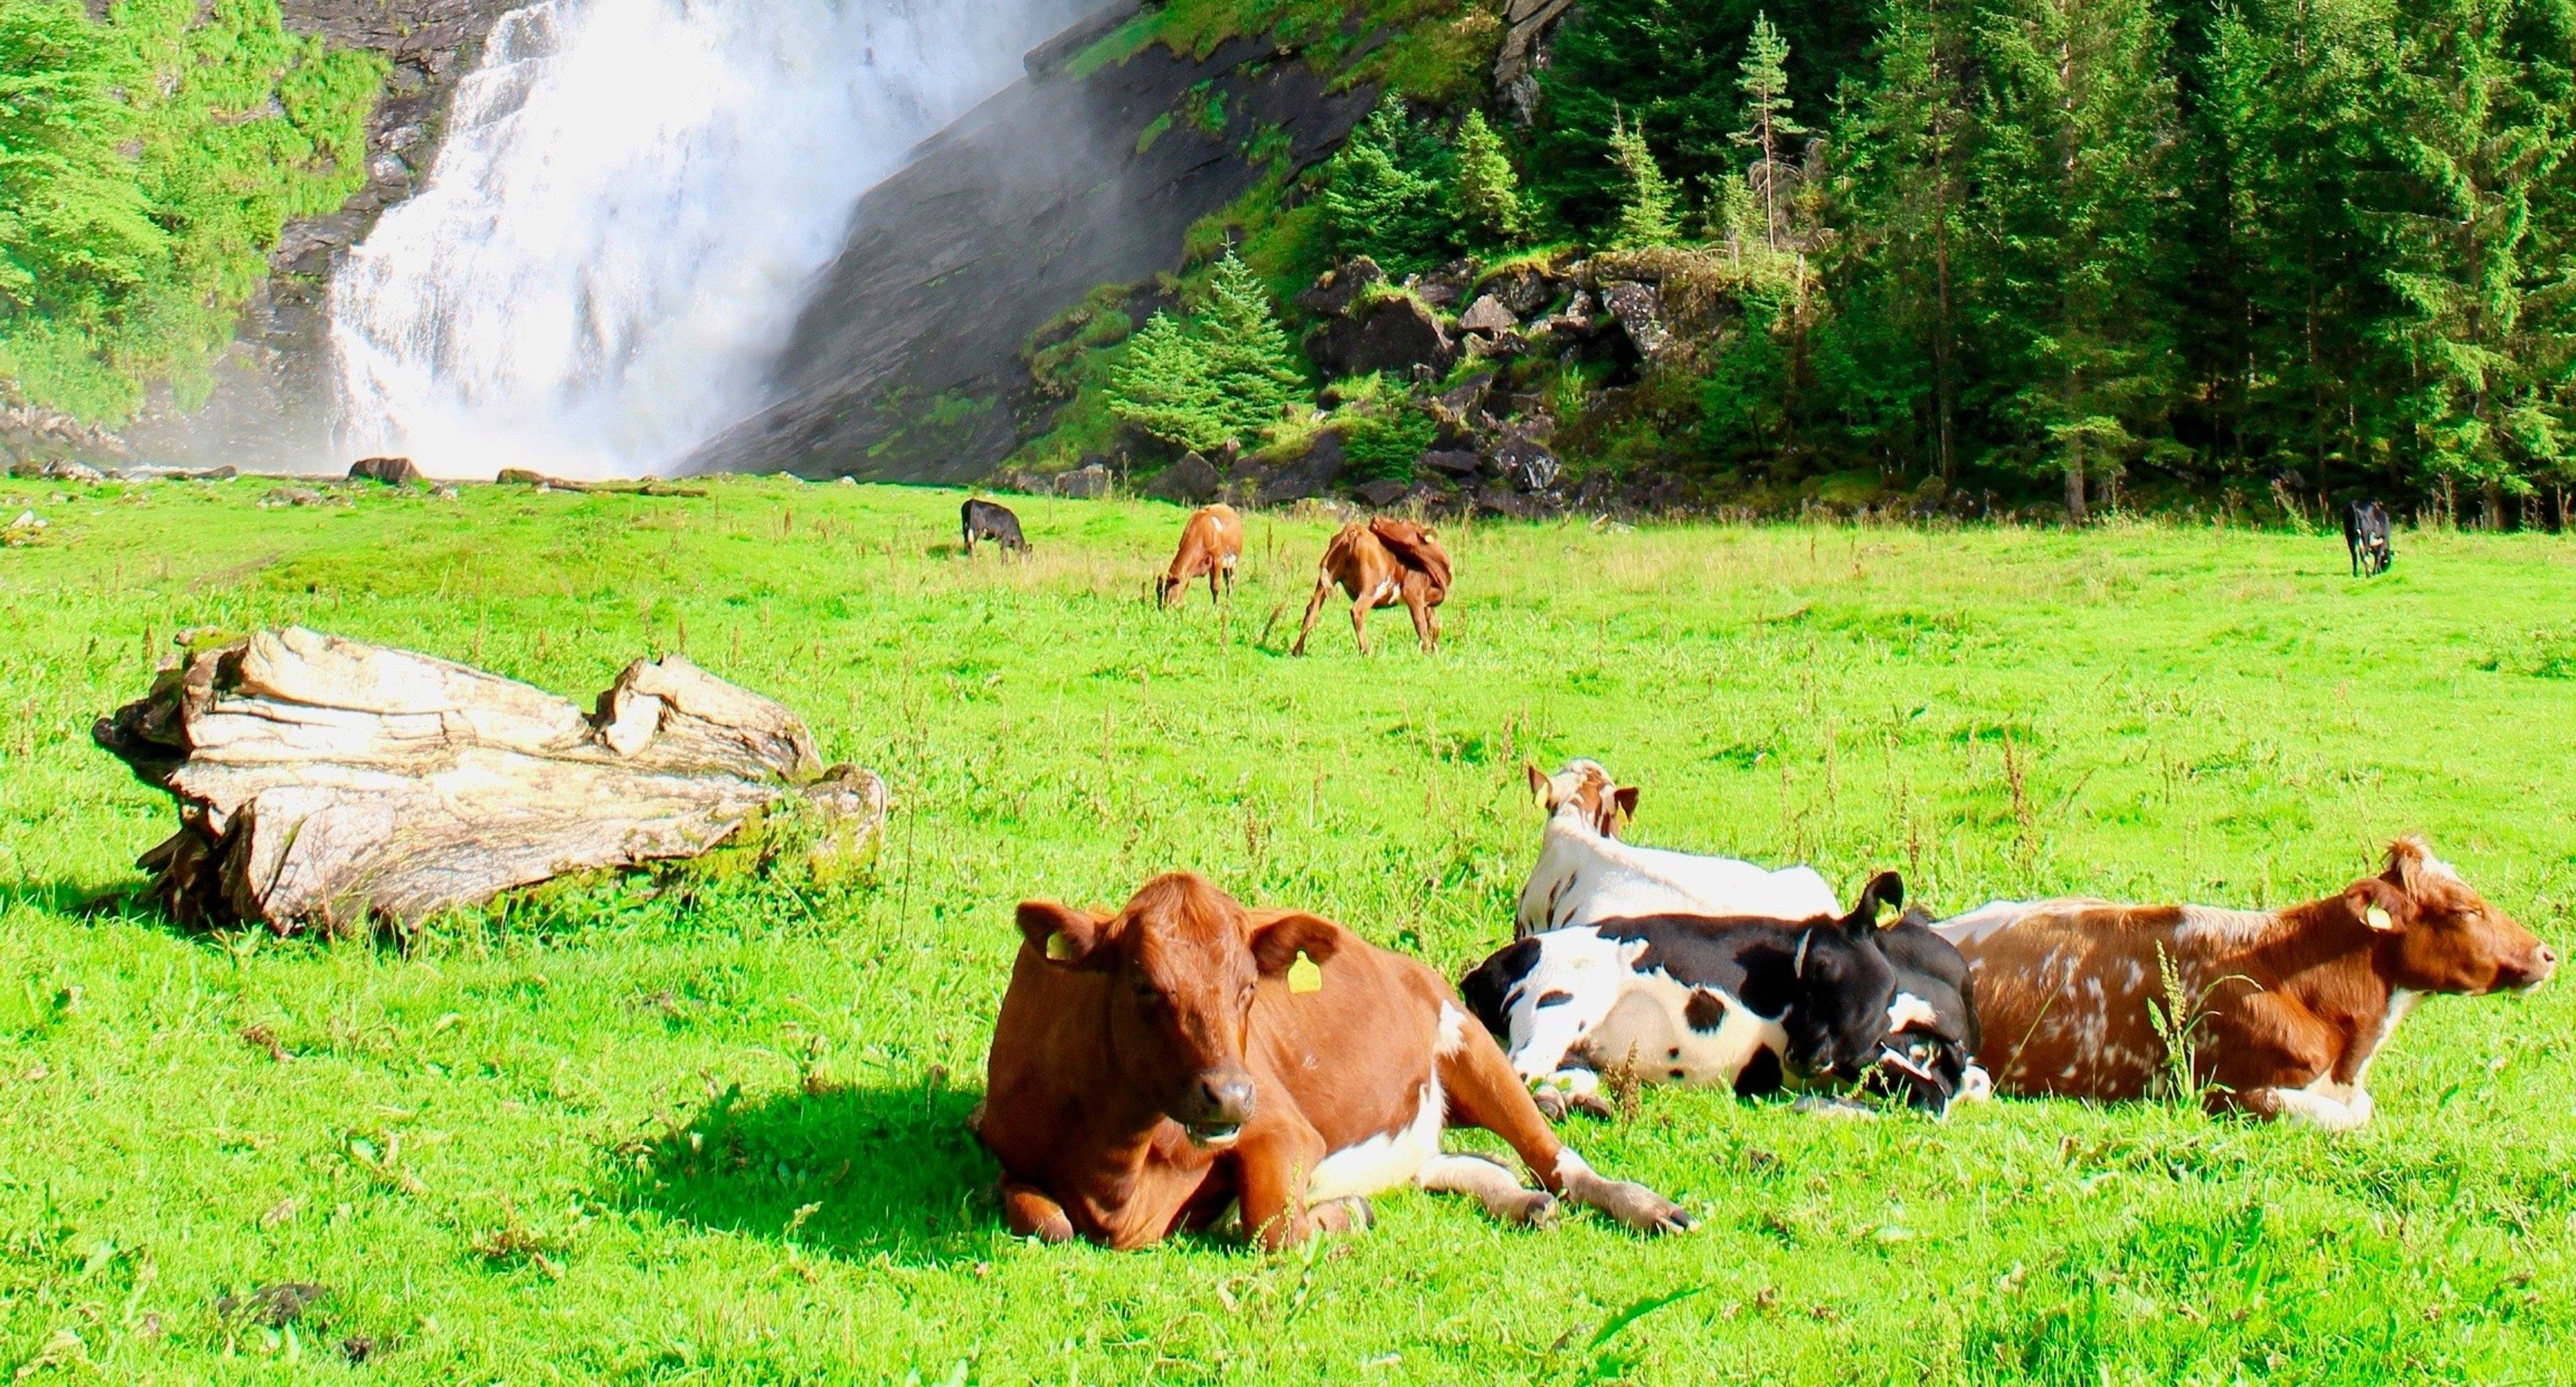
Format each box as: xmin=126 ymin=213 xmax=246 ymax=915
xmin=1180 ymin=1070 xmax=1256 ymax=1146
xmin=2503 ymin=944 xmax=2559 ymax=993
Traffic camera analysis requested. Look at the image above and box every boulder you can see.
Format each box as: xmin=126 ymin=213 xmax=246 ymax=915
xmin=350 ymin=456 xmax=424 ymax=486
xmin=1473 ymin=486 xmax=1544 ymax=520
xmin=1464 ymin=331 xmax=1528 ymax=362
xmin=1055 ymin=463 xmax=1113 ymax=499
xmin=1409 ymin=260 xmax=1477 ymax=312
xmin=1307 ymin=295 xmax=1456 ymax=380
xmin=1256 ymin=432 xmax=1346 ymax=505
xmin=1597 ymin=281 xmax=1674 ymax=358
xmin=1295 ymin=258 xmax=1387 ymax=318
xmin=1418 ymin=448 xmax=1484 ymax=480
xmin=1481 ymin=264 xmax=1564 ymax=318
xmin=1458 ymin=295 xmax=1520 ymax=336
xmin=42 ymin=460 xmax=107 ymax=484
xmin=1353 ymin=478 xmax=1411 ymax=508
xmin=1488 ymin=427 xmax=1562 ymax=492
xmin=1144 ymin=451 xmax=1223 ymax=505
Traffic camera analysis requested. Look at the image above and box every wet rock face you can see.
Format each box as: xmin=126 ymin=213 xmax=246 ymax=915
xmin=690 ymin=38 xmax=1378 ymax=482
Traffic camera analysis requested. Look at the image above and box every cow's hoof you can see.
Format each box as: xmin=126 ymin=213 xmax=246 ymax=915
xmin=1532 ymin=1089 xmax=1569 ymax=1122
xmin=1592 ymin=1181 xmax=1695 ymax=1237
xmin=1506 ymin=1190 xmax=1560 ymax=1229
xmin=1315 ymin=1195 xmax=1375 ymax=1235
xmin=1569 ymin=1092 xmax=1618 ymax=1122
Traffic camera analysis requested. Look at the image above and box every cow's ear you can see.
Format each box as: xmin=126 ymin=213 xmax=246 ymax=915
xmin=1525 ymin=763 xmax=1554 ymax=812
xmin=1018 ymin=901 xmax=1117 ymax=968
xmin=2345 ymin=877 xmax=2413 ymax=933
xmin=1843 ymin=872 xmax=1904 ymax=936
xmin=1248 ymin=910 xmax=1342 ymax=975
xmin=1610 ymin=785 xmax=1640 ymax=827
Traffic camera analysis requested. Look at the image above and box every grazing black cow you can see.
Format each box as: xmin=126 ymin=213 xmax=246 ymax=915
xmin=962 ymin=498 xmax=1028 ymax=557
xmin=2345 ymin=500 xmax=2393 ymax=576
xmin=1458 ymin=873 xmax=1986 ymax=1117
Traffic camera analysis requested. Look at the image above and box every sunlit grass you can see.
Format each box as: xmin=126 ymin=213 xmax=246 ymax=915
xmin=1 ymin=477 xmax=2570 ymax=1382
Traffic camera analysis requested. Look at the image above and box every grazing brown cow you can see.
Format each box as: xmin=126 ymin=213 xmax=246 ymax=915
xmin=1157 ymin=504 xmax=1244 ymax=608
xmin=979 ymin=873 xmax=1694 ymax=1250
xmin=1290 ymin=518 xmax=1452 ymax=655
xmin=1936 ymin=838 xmax=2555 ymax=1129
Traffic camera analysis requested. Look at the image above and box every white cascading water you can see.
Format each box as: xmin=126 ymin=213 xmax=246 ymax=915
xmin=327 ymin=0 xmax=1086 ymax=478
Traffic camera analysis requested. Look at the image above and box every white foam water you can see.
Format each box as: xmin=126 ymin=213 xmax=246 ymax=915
xmin=327 ymin=0 xmax=1086 ymax=479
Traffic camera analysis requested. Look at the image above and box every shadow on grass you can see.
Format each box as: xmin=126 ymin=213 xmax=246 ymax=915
xmin=605 ymin=1075 xmax=1001 ymax=1268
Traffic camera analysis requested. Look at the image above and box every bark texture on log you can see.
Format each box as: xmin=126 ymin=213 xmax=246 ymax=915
xmin=93 ymin=627 xmax=887 ymax=934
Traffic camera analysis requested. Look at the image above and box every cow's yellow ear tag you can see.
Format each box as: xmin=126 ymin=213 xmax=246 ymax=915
xmin=2365 ymin=905 xmax=2396 ymax=932
xmin=1287 ymin=951 xmax=1324 ymax=995
xmin=1045 ymin=931 xmax=1077 ymax=962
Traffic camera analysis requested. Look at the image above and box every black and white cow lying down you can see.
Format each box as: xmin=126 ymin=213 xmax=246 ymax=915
xmin=1460 ymin=873 xmax=1988 ymax=1117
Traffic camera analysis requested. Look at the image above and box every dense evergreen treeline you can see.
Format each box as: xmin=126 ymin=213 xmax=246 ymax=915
xmin=1313 ymin=0 xmax=2576 ymax=520
xmin=0 ymin=0 xmax=381 ymax=425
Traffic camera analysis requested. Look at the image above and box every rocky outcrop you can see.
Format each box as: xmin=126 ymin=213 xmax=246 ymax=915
xmin=687 ymin=36 xmax=1378 ymax=482
xmin=1306 ymin=288 xmax=1456 ymax=380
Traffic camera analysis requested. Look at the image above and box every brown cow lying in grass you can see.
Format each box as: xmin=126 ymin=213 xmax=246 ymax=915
xmin=979 ymin=872 xmax=1694 ymax=1250
xmin=1157 ymin=504 xmax=1243 ymax=608
xmin=1936 ymin=837 xmax=2555 ymax=1128
xmin=1291 ymin=518 xmax=1451 ymax=655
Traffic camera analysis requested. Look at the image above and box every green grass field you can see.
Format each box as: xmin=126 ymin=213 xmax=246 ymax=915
xmin=3 ymin=478 xmax=2572 ymax=1384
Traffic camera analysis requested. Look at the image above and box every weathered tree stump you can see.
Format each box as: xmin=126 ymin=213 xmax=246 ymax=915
xmin=93 ymin=628 xmax=888 ymax=934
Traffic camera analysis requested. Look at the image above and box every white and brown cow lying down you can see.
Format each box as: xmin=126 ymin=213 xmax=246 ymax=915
xmin=979 ymin=873 xmax=1693 ymax=1250
xmin=1515 ymin=761 xmax=1839 ymax=938
xmin=1461 ymin=873 xmax=1989 ymax=1117
xmin=1938 ymin=837 xmax=2556 ymax=1129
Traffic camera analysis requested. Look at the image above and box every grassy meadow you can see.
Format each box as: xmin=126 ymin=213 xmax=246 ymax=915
xmin=2 ymin=477 xmax=2573 ymax=1384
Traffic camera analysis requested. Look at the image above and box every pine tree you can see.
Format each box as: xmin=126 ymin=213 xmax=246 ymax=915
xmin=1967 ymin=0 xmax=2180 ymax=521
xmin=2196 ymin=0 xmax=2405 ymax=494
xmin=1833 ymin=0 xmax=1972 ymax=480
xmin=1731 ymin=13 xmax=1811 ymax=253
xmin=1108 ymin=251 xmax=1301 ymax=454
xmin=1454 ymin=110 xmax=1527 ymax=245
xmin=1608 ymin=109 xmax=1681 ymax=249
xmin=1195 ymin=249 xmax=1303 ymax=432
xmin=1317 ymin=97 xmax=1459 ymax=274
xmin=2381 ymin=0 xmax=2573 ymax=525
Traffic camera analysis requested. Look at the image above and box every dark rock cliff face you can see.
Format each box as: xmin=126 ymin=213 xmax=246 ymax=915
xmin=684 ymin=39 xmax=1377 ymax=482
xmin=121 ymin=0 xmax=524 ymax=470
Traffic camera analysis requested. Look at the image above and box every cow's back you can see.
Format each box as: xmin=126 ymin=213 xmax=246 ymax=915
xmin=1519 ymin=828 xmax=1839 ymax=937
xmin=1935 ymin=900 xmax=2181 ymax=1099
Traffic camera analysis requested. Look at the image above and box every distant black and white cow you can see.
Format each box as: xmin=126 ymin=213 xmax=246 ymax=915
xmin=1461 ymin=873 xmax=1986 ymax=1117
xmin=2344 ymin=500 xmax=2393 ymax=577
xmin=962 ymin=498 xmax=1028 ymax=557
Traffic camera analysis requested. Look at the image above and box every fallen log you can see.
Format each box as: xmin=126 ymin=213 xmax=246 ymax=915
xmin=495 ymin=469 xmax=708 ymax=498
xmin=93 ymin=627 xmax=888 ymax=934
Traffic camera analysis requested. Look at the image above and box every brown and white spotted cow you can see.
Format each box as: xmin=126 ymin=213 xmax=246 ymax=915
xmin=979 ymin=873 xmax=1693 ymax=1250
xmin=1157 ymin=504 xmax=1244 ymax=608
xmin=1937 ymin=838 xmax=2555 ymax=1129
xmin=1290 ymin=518 xmax=1452 ymax=655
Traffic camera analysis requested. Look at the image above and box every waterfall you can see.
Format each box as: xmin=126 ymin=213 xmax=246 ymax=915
xmin=327 ymin=0 xmax=1087 ymax=479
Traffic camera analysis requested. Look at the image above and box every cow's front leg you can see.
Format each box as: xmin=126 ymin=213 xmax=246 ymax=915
xmin=1000 ymin=1182 xmax=1075 ymax=1243
xmin=1438 ymin=1023 xmax=1693 ymax=1235
xmin=1234 ymin=1121 xmax=1369 ymax=1251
